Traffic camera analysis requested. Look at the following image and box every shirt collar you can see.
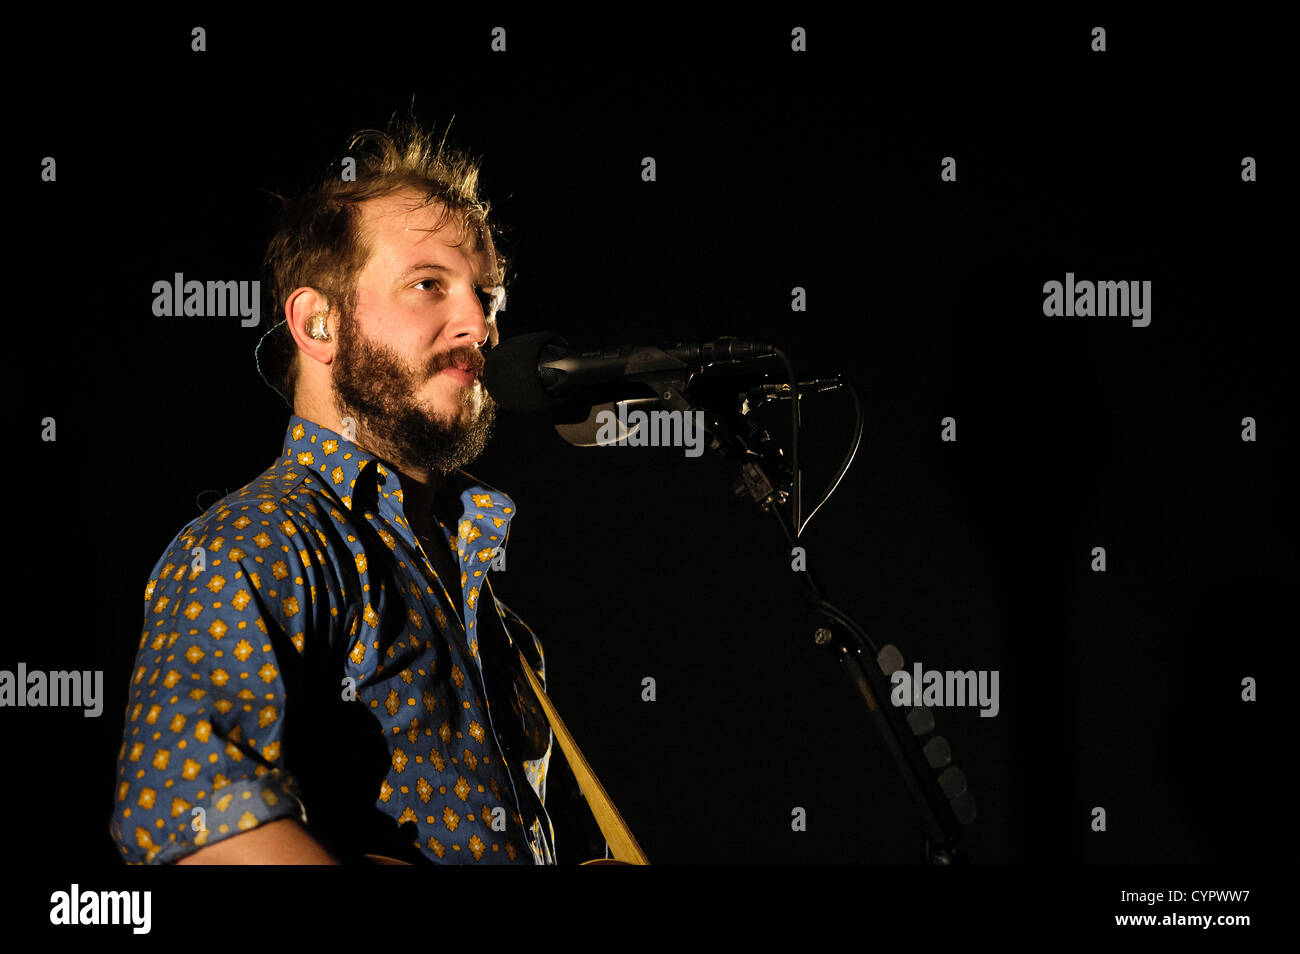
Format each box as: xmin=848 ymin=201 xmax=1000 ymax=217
xmin=278 ymin=414 xmax=516 ymax=553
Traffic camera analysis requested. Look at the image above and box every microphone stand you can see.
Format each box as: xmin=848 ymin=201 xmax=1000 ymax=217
xmin=565 ymin=350 xmax=975 ymax=864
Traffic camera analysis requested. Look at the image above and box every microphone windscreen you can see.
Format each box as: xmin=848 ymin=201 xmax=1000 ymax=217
xmin=481 ymin=331 xmax=566 ymax=411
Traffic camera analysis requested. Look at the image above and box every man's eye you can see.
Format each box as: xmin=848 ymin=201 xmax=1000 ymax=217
xmin=415 ymin=279 xmax=443 ymax=292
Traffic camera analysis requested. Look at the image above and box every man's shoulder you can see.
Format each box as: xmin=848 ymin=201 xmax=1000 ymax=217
xmin=137 ymin=453 xmax=357 ymax=649
xmin=144 ymin=455 xmax=345 ymax=583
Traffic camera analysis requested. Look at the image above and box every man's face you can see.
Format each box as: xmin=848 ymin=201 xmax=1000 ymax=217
xmin=331 ymin=191 xmax=502 ymax=475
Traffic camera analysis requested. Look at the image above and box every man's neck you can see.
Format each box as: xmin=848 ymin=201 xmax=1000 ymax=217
xmin=399 ymin=470 xmax=441 ymax=539
xmin=292 ymin=403 xmax=446 ymax=537
xmin=376 ymin=453 xmax=450 ymax=544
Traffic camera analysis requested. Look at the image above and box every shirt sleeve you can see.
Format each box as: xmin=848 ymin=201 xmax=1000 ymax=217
xmin=109 ymin=494 xmax=325 ymax=864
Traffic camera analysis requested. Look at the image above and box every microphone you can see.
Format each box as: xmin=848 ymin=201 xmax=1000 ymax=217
xmin=481 ymin=331 xmax=775 ymax=411
xmin=744 ymin=378 xmax=843 ymax=404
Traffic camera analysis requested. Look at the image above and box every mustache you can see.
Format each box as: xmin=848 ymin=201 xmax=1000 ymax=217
xmin=424 ymin=344 xmax=485 ymax=378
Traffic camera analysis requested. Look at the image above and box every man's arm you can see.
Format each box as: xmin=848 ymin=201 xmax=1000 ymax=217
xmin=110 ymin=499 xmax=327 ymax=865
xmin=175 ymin=818 xmax=340 ymax=865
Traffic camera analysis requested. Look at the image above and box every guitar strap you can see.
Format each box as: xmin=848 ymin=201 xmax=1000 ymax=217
xmin=515 ymin=647 xmax=650 ymax=865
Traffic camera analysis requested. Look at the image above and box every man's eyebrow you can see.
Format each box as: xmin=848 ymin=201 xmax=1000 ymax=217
xmin=398 ymin=263 xmax=500 ymax=287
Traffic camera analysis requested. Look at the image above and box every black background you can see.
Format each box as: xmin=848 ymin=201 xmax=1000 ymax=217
xmin=10 ymin=9 xmax=1285 ymax=928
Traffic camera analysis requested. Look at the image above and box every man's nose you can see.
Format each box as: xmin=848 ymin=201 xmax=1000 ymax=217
xmin=447 ymin=289 xmax=492 ymax=348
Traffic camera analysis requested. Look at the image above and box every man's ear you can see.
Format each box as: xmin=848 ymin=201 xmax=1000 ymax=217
xmin=285 ymin=286 xmax=338 ymax=367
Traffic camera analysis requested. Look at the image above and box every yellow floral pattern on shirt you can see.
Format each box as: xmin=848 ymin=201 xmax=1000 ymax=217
xmin=109 ymin=416 xmax=554 ymax=865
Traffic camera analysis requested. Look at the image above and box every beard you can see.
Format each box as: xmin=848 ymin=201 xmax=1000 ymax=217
xmin=331 ymin=308 xmax=496 ymax=475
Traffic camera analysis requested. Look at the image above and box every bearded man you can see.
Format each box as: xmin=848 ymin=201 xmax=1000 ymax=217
xmin=110 ymin=122 xmax=595 ymax=865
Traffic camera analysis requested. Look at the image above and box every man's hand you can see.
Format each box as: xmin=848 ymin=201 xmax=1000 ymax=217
xmin=174 ymin=818 xmax=341 ymax=865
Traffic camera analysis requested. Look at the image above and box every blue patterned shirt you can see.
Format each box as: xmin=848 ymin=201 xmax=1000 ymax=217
xmin=110 ymin=415 xmax=559 ymax=864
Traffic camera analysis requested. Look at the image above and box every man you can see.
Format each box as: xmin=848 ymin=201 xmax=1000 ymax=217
xmin=110 ymin=121 xmax=598 ymax=864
